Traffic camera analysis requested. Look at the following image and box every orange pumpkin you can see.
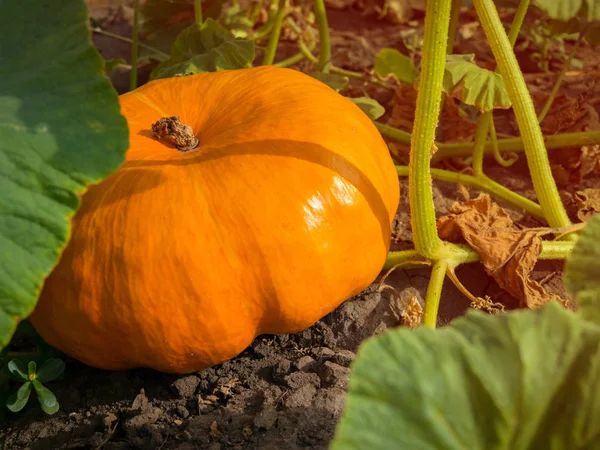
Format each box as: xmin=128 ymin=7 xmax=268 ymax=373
xmin=30 ymin=66 xmax=400 ymax=374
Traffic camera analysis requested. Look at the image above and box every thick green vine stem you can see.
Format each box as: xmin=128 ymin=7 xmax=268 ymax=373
xmin=384 ymin=240 xmax=576 ymax=274
xmin=423 ymin=259 xmax=448 ymax=327
xmin=129 ymin=0 xmax=140 ymax=91
xmin=194 ymin=0 xmax=203 ymax=25
xmin=409 ymin=0 xmax=453 ymax=260
xmin=313 ymin=0 xmax=332 ymax=72
xmin=375 ymin=122 xmax=600 ymax=161
xmin=396 ymin=165 xmax=544 ymax=219
xmin=470 ymin=0 xmax=527 ymax=177
xmin=474 ymin=0 xmax=571 ymax=230
xmin=262 ymin=0 xmax=287 ymax=65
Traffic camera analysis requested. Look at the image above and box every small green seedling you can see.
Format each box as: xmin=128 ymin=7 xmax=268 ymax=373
xmin=5 ymin=358 xmax=65 ymax=415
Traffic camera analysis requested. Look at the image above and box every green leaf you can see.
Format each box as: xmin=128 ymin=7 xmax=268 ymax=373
xmin=533 ymin=0 xmax=600 ymax=22
xmin=7 ymin=360 xmax=27 ymax=381
xmin=444 ymin=54 xmax=512 ymax=111
xmin=310 ymin=72 xmax=349 ymax=92
xmin=151 ymin=18 xmax=255 ymax=80
xmin=27 ymin=361 xmax=36 ymax=377
xmin=374 ymin=48 xmax=418 ymax=84
xmin=332 ymin=302 xmax=600 ymax=449
xmin=6 ymin=382 xmax=32 ymax=413
xmin=0 ymin=0 xmax=129 ymax=348
xmin=565 ymin=214 xmax=600 ymax=325
xmin=348 ymin=97 xmax=386 ymax=120
xmin=32 ymin=379 xmax=59 ymax=414
xmin=141 ymin=0 xmax=224 ymax=53
xmin=36 ymin=358 xmax=65 ymax=383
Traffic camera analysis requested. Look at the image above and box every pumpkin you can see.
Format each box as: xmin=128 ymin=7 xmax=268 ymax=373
xmin=29 ymin=66 xmax=400 ymax=374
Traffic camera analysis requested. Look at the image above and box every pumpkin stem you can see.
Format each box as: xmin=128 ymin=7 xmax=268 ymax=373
xmin=151 ymin=116 xmax=199 ymax=152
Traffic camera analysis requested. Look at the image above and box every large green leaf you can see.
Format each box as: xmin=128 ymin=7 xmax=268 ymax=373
xmin=151 ymin=18 xmax=255 ymax=80
xmin=444 ymin=54 xmax=512 ymax=112
xmin=374 ymin=48 xmax=418 ymax=84
xmin=140 ymin=0 xmax=225 ymax=56
xmin=310 ymin=72 xmax=349 ymax=92
xmin=348 ymin=98 xmax=386 ymax=120
xmin=332 ymin=302 xmax=600 ymax=449
xmin=565 ymin=214 xmax=600 ymax=325
xmin=0 ymin=1 xmax=129 ymax=348
xmin=533 ymin=0 xmax=600 ymax=22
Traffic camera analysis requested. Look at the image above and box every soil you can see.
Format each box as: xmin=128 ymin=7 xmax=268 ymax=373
xmin=2 ymin=1 xmax=599 ymax=448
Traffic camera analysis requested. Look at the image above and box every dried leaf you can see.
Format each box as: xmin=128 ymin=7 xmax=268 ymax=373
xmin=401 ymin=296 xmax=423 ymax=329
xmin=388 ymin=84 xmax=476 ymax=144
xmin=580 ymin=145 xmax=600 ymax=178
xmin=437 ymin=194 xmax=565 ymax=308
xmin=388 ymin=84 xmax=417 ymax=132
xmin=470 ymin=295 xmax=505 ymax=314
xmin=575 ymin=189 xmax=600 ymax=222
xmin=438 ymin=97 xmax=477 ymax=143
xmin=210 ymin=421 xmax=221 ymax=437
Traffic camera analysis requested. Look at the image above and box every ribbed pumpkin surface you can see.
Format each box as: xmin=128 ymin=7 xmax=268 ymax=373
xmin=30 ymin=66 xmax=400 ymax=373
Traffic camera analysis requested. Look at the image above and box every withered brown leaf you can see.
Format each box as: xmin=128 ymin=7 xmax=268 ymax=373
xmin=401 ymin=295 xmax=423 ymax=329
xmin=437 ymin=194 xmax=565 ymax=309
xmin=575 ymin=188 xmax=600 ymax=222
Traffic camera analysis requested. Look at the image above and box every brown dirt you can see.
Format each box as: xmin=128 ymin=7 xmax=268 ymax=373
xmin=1 ymin=1 xmax=599 ymax=448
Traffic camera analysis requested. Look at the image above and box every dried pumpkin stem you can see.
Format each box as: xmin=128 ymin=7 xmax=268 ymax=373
xmin=474 ymin=0 xmax=571 ymax=230
xmin=409 ymin=0 xmax=452 ymax=260
xmin=152 ymin=117 xmax=199 ymax=152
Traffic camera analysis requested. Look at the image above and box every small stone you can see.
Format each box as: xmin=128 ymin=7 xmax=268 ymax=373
xmin=272 ymin=359 xmax=292 ymax=381
xmin=253 ymin=341 xmax=275 ymax=358
xmin=126 ymin=406 xmax=162 ymax=427
xmin=131 ymin=389 xmax=149 ymax=411
xmin=261 ymin=385 xmax=283 ymax=406
xmin=283 ymin=384 xmax=317 ymax=408
xmin=176 ymin=405 xmax=190 ymax=419
xmin=174 ymin=419 xmax=183 ymax=426
xmin=295 ymin=355 xmax=316 ymax=372
xmin=317 ymin=361 xmax=350 ymax=389
xmin=314 ymin=387 xmax=346 ymax=417
xmin=283 ymin=372 xmax=321 ymax=390
xmin=103 ymin=412 xmax=118 ymax=427
xmin=253 ymin=405 xmax=278 ymax=430
xmin=311 ymin=347 xmax=335 ymax=360
xmin=330 ymin=350 xmax=356 ymax=367
xmin=175 ymin=443 xmax=196 ymax=450
xmin=172 ymin=375 xmax=201 ymax=398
